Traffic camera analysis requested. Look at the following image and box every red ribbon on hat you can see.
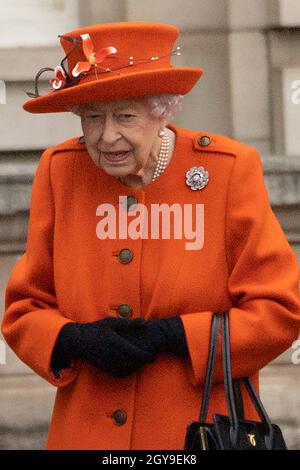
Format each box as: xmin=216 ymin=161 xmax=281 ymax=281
xmin=72 ymin=33 xmax=117 ymax=78
xmin=50 ymin=66 xmax=67 ymax=90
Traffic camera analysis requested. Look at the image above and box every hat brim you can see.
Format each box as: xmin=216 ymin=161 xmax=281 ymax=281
xmin=23 ymin=67 xmax=203 ymax=113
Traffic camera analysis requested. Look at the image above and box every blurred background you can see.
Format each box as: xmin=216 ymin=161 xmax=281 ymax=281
xmin=0 ymin=0 xmax=299 ymax=449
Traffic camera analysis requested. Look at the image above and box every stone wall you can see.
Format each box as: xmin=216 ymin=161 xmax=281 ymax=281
xmin=0 ymin=0 xmax=299 ymax=450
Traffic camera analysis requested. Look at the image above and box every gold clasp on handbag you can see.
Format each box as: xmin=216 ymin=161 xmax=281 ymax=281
xmin=247 ymin=433 xmax=257 ymax=447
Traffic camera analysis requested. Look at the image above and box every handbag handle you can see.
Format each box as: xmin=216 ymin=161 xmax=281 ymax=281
xmin=199 ymin=312 xmax=275 ymax=449
xmin=199 ymin=313 xmax=238 ymax=423
xmin=221 ymin=313 xmax=240 ymax=446
xmin=199 ymin=313 xmax=221 ymax=422
xmin=241 ymin=377 xmax=274 ymax=449
xmin=222 ymin=314 xmax=274 ymax=449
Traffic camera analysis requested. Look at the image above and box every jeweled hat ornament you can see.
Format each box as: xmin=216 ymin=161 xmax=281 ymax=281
xmin=23 ymin=22 xmax=203 ymax=114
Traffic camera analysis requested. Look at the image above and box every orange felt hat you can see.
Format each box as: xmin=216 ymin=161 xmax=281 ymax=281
xmin=23 ymin=22 xmax=203 ymax=114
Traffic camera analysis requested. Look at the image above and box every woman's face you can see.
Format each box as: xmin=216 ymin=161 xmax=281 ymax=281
xmin=80 ymin=97 xmax=165 ymax=179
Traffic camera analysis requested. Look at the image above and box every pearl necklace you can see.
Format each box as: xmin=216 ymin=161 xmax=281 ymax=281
xmin=152 ymin=130 xmax=170 ymax=182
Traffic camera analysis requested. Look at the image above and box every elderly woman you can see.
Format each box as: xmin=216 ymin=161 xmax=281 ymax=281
xmin=2 ymin=22 xmax=300 ymax=450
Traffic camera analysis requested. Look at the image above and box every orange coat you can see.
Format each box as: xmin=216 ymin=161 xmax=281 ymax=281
xmin=2 ymin=124 xmax=300 ymax=450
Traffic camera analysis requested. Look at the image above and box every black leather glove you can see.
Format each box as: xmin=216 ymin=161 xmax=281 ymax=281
xmin=51 ymin=317 xmax=155 ymax=378
xmin=119 ymin=316 xmax=189 ymax=359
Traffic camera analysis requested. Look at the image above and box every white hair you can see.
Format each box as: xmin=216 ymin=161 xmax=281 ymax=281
xmin=147 ymin=94 xmax=183 ymax=122
xmin=67 ymin=94 xmax=183 ymax=123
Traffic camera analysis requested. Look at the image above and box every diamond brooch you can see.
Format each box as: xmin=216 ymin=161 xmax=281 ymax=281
xmin=186 ymin=166 xmax=209 ymax=191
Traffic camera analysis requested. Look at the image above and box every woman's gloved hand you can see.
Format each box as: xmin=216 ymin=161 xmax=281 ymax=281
xmin=119 ymin=316 xmax=189 ymax=359
xmin=50 ymin=317 xmax=155 ymax=378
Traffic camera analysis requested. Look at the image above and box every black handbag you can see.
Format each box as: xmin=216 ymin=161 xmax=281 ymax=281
xmin=184 ymin=312 xmax=288 ymax=450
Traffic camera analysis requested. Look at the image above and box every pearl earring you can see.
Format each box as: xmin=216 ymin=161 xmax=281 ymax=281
xmin=158 ymin=130 xmax=165 ymax=138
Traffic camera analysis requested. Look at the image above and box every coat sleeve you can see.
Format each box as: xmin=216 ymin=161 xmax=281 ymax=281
xmin=1 ymin=147 xmax=80 ymax=387
xmin=180 ymin=146 xmax=300 ymax=386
